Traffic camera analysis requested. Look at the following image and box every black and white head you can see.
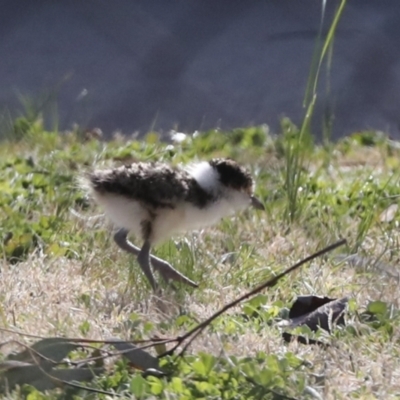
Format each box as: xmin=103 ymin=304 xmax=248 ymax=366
xmin=188 ymin=158 xmax=264 ymax=212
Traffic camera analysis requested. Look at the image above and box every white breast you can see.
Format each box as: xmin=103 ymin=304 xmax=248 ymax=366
xmin=150 ymin=200 xmax=229 ymax=244
xmin=92 ymin=193 xmax=146 ymax=237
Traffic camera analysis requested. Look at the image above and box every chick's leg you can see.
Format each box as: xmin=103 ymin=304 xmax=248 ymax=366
xmin=113 ymin=228 xmax=198 ymax=288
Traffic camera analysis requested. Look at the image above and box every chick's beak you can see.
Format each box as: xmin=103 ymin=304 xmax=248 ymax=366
xmin=251 ymin=195 xmax=265 ymax=210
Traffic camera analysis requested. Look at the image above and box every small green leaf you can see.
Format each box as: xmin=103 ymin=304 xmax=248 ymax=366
xmin=170 ymin=377 xmax=184 ymax=393
xmin=367 ymin=301 xmax=388 ymax=316
xmin=192 ymin=359 xmax=206 ymax=376
xmin=79 ymin=320 xmax=91 ymax=335
xmin=46 ymin=243 xmax=67 ymax=257
xmin=148 ymin=376 xmax=164 ymax=395
xmin=347 ymin=298 xmax=358 ymax=313
xmin=130 ymin=375 xmax=149 ymax=397
xmin=199 ymin=353 xmax=216 ymax=375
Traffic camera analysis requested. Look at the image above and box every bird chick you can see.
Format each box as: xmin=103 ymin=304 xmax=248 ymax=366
xmin=84 ymin=158 xmax=264 ymax=291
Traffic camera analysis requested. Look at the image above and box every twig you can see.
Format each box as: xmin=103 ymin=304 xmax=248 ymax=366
xmin=161 ymin=238 xmax=347 ymax=357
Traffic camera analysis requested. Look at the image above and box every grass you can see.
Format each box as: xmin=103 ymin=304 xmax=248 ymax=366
xmin=0 ymin=122 xmax=400 ymax=398
xmin=3 ymin=1 xmax=400 ymax=397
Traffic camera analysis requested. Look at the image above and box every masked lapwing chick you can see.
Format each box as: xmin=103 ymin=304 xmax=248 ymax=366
xmin=83 ymin=158 xmax=264 ymax=292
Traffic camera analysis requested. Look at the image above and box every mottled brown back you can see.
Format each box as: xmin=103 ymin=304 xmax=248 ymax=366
xmin=89 ymin=162 xmax=214 ymax=209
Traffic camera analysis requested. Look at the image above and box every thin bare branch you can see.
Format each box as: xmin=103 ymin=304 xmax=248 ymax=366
xmin=162 ymin=238 xmax=347 ymax=357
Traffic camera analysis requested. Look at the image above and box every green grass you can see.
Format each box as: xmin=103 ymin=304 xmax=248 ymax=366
xmin=1 ymin=121 xmax=400 ymax=398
